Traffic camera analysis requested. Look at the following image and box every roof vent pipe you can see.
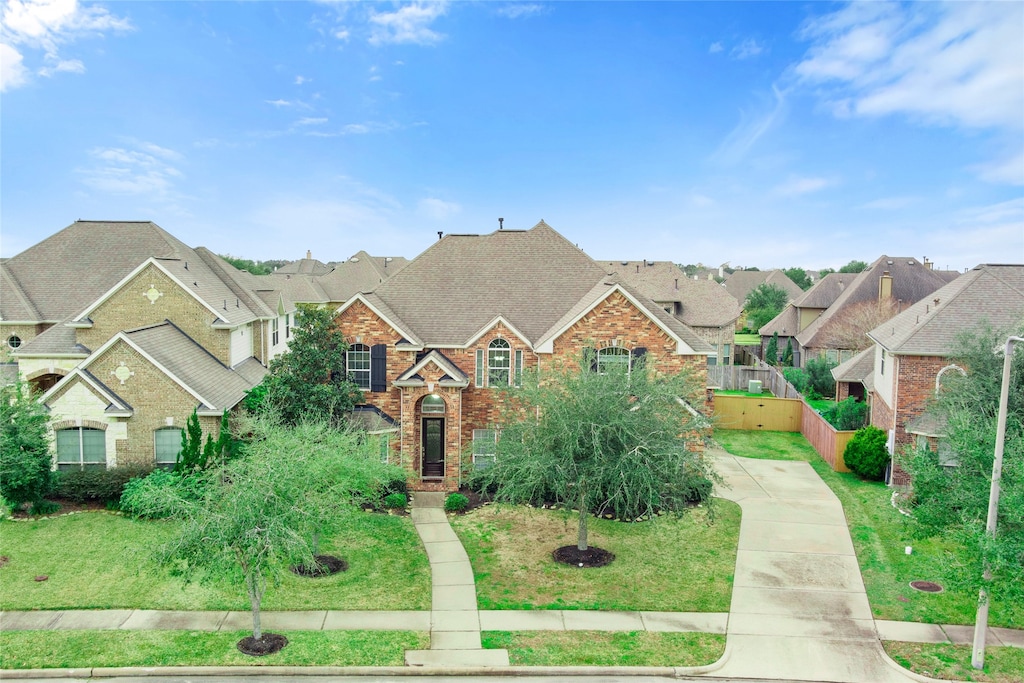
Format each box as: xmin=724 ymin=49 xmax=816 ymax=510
xmin=437 ymin=231 xmax=443 ymax=241
xmin=498 ymin=217 xmax=504 ymax=230
xmin=675 ymin=278 xmax=679 ymax=289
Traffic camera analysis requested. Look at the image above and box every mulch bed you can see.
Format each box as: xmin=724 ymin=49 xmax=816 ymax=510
xmin=289 ymin=554 xmax=348 ymax=577
xmin=237 ymin=632 xmax=288 ymax=656
xmin=552 ymin=545 xmax=615 ymax=568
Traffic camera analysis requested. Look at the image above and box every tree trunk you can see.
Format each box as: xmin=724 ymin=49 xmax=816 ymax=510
xmin=245 ymin=567 xmax=266 ymax=641
xmin=577 ymin=488 xmax=588 ymax=551
xmin=311 ymin=530 xmax=321 ymax=556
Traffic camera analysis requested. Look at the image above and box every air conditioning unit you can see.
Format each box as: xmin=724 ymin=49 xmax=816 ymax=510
xmin=748 ymin=379 xmax=762 ymax=394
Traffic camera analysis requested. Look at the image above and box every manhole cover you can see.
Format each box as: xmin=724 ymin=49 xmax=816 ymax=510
xmin=910 ymin=580 xmax=943 ymax=593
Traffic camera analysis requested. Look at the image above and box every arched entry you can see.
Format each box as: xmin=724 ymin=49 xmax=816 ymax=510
xmin=420 ymin=394 xmax=446 ymax=479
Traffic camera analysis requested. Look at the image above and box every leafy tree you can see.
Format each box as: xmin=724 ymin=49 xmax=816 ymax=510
xmin=471 ymin=351 xmax=716 ymax=553
xmin=745 ymin=283 xmax=789 ymax=331
xmin=784 ymin=356 xmax=836 ymax=399
xmin=256 ymin=304 xmax=362 ymax=426
xmin=130 ymin=417 xmax=400 ymax=650
xmin=781 ymin=338 xmax=794 ymax=367
xmin=843 ymin=425 xmax=888 ymax=479
xmin=220 ymin=255 xmax=289 ymax=276
xmin=839 ymin=260 xmax=869 ymax=274
xmin=820 ymin=298 xmax=900 ymax=352
xmin=901 ymin=325 xmax=1024 ymax=604
xmin=765 ymin=332 xmax=779 ymax=366
xmin=176 ymin=410 xmax=232 ymax=473
xmin=818 ymin=268 xmax=836 ymax=277
xmin=0 ymin=382 xmax=53 ymax=510
xmin=783 ymin=267 xmax=813 ymax=291
xmin=822 ymin=396 xmax=867 ymax=431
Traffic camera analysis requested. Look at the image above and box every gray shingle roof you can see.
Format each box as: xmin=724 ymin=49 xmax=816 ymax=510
xmin=868 ymin=264 xmax=1024 ymax=356
xmin=315 ymin=251 xmax=405 ymax=303
xmin=123 ymin=321 xmax=263 ymax=410
xmin=793 ymin=272 xmax=850 ymax=309
xmin=798 ymin=256 xmax=957 ymax=349
xmin=831 ymin=346 xmax=875 ymax=383
xmin=759 ymin=304 xmax=800 ymax=337
xmin=723 ymin=270 xmax=803 ymax=304
xmin=600 ymin=261 xmax=741 ymax=328
xmin=14 ymin=321 xmax=90 ymax=356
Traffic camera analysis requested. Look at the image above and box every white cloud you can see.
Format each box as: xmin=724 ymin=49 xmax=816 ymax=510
xmin=78 ymin=140 xmax=184 ymax=197
xmin=0 ymin=42 xmax=28 ymax=91
xmin=295 ymin=117 xmax=328 ymax=126
xmin=496 ymin=4 xmax=545 ymax=20
xmin=731 ymin=38 xmax=764 ymax=60
xmin=971 ymin=151 xmax=1024 ymax=187
xmin=369 ymin=2 xmax=447 ymax=46
xmin=929 ymin=198 xmax=1024 ymax=267
xmin=794 ymin=2 xmax=1024 ymax=130
xmin=333 ymin=28 xmax=349 ymax=41
xmin=711 ymin=84 xmax=787 ymax=165
xmin=860 ymin=196 xmax=920 ymax=210
xmin=418 ymin=197 xmax=461 ymax=220
xmin=773 ymin=176 xmax=832 ymax=196
xmin=294 ymin=75 xmax=310 ymax=85
xmin=708 ymin=41 xmax=723 ymax=54
xmin=1 ymin=0 xmax=132 ymax=90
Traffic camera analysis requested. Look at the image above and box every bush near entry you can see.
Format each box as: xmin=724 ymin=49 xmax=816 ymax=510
xmin=844 ymin=426 xmax=889 ymax=481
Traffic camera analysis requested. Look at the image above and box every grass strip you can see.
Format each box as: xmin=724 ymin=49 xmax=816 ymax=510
xmin=483 ymin=630 xmax=725 ymax=667
xmin=0 ymin=630 xmax=427 ymax=669
xmin=452 ymin=502 xmax=739 ymax=611
xmin=883 ymin=642 xmax=1024 ymax=683
xmin=714 ymin=430 xmax=1024 ymax=628
xmin=0 ymin=511 xmax=430 ymax=611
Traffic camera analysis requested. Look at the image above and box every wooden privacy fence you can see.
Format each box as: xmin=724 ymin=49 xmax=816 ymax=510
xmin=708 ymin=358 xmax=802 ymax=399
xmin=714 ymin=395 xmax=853 ymax=473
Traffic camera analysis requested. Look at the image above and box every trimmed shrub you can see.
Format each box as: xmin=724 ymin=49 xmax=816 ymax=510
xmin=383 ymin=492 xmax=408 ymax=510
xmin=444 ymin=492 xmax=469 ymax=513
xmin=822 ymin=397 xmax=868 ymax=431
xmin=54 ymin=464 xmax=154 ymax=503
xmin=844 ymin=426 xmax=890 ymax=481
xmin=119 ymin=468 xmax=181 ymax=518
xmin=684 ymin=477 xmax=714 ymax=504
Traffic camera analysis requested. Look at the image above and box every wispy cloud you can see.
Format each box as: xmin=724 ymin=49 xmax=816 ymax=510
xmin=417 ymin=197 xmax=461 ymax=220
xmin=929 ymin=198 xmax=1024 ymax=267
xmin=496 ymin=4 xmax=545 ymax=20
xmin=731 ymin=38 xmax=764 ymax=60
xmin=294 ymin=75 xmax=310 ymax=85
xmin=306 ymin=121 xmax=401 ymax=137
xmin=77 ymin=139 xmax=184 ymax=197
xmin=794 ymin=2 xmax=1024 ymax=131
xmin=295 ymin=117 xmax=328 ymax=126
xmin=773 ymin=176 xmax=833 ymax=196
xmin=971 ymin=151 xmax=1024 ymax=187
xmin=368 ymin=2 xmax=447 ymax=46
xmin=1 ymin=0 xmax=133 ymax=91
xmin=708 ymin=41 xmax=723 ymax=54
xmin=711 ymin=84 xmax=787 ymax=165
xmin=860 ymin=196 xmax=920 ymax=211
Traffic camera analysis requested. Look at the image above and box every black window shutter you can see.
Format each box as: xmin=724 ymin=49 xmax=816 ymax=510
xmin=584 ymin=346 xmax=597 ymax=372
xmin=370 ymin=344 xmax=387 ymax=392
xmin=631 ymin=347 xmax=647 ymax=369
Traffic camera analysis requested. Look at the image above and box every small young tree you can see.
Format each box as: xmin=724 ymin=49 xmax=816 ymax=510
xmin=0 ymin=382 xmax=53 ymax=510
xmin=781 ymin=338 xmax=794 ymax=367
xmin=765 ymin=332 xmax=779 ymax=366
xmin=745 ymin=284 xmax=789 ymax=331
xmin=472 ymin=351 xmax=716 ymax=562
xmin=257 ymin=304 xmax=362 ymax=426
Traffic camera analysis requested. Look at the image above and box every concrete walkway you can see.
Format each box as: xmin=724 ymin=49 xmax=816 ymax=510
xmin=711 ymin=450 xmax=933 ymax=682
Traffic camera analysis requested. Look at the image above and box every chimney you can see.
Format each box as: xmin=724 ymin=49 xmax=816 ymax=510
xmin=879 ymin=271 xmax=893 ymax=300
xmin=306 ymin=250 xmax=312 ymax=260
xmin=923 ymin=256 xmax=932 ymax=270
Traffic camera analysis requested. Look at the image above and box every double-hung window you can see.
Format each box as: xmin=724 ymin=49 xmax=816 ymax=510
xmin=488 ymin=339 xmax=511 ymax=386
xmin=56 ymin=427 xmax=106 ymax=470
xmin=472 ymin=429 xmax=497 ymax=469
xmin=271 ymin=317 xmax=280 ymax=346
xmin=347 ymin=343 xmax=371 ymax=389
xmin=154 ymin=427 xmax=183 ymax=470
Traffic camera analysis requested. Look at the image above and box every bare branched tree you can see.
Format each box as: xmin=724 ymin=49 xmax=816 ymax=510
xmin=820 ymin=298 xmax=901 ymax=351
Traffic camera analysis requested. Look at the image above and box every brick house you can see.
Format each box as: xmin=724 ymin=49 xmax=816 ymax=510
xmin=833 ymin=264 xmax=1024 ymax=484
xmin=0 ymin=220 xmax=317 ymax=470
xmin=333 ymin=222 xmax=715 ymax=491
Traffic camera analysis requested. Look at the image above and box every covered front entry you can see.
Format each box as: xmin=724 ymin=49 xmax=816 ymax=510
xmin=421 ymin=417 xmax=445 ymax=479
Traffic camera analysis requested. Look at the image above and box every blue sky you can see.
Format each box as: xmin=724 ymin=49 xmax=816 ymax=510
xmin=2 ymin=1 xmax=1022 ymax=272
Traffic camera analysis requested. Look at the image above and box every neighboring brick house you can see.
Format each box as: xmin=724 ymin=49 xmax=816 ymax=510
xmin=834 ymin=264 xmax=1024 ymax=485
xmin=333 ymin=222 xmax=715 ymax=492
xmin=601 ymin=260 xmax=741 ymax=371
xmin=0 ymin=220 xmax=305 ymax=470
xmin=762 ymin=256 xmax=958 ymax=368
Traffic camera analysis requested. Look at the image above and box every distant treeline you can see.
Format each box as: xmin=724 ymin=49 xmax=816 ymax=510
xmin=220 ymin=255 xmax=290 ymax=275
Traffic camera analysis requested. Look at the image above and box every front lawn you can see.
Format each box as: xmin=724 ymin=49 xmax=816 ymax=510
xmin=0 ymin=511 xmax=430 ymax=611
xmin=714 ymin=430 xmax=1024 ymax=628
xmin=482 ymin=631 xmax=725 ymax=666
xmin=884 ymin=643 xmax=1024 ymax=683
xmin=450 ymin=502 xmax=740 ymax=611
xmin=0 ymin=630 xmax=427 ymax=669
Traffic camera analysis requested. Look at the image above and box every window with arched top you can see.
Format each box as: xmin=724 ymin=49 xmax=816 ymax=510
xmin=488 ymin=338 xmax=511 ymax=386
xmin=421 ymin=394 xmax=446 ymax=414
xmin=347 ymin=343 xmax=371 ymax=389
xmin=597 ymin=346 xmax=631 ymax=374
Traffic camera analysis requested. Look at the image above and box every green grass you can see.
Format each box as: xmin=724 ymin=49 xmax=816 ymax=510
xmin=0 ymin=511 xmax=430 ymax=611
xmin=482 ymin=631 xmax=725 ymax=667
xmin=734 ymin=333 xmax=760 ymax=345
xmin=451 ymin=502 xmax=740 ymax=611
xmin=884 ymin=642 xmax=1024 ymax=683
xmin=805 ymin=397 xmax=836 ymax=413
xmin=0 ymin=630 xmax=427 ymax=669
xmin=714 ymin=429 xmax=1024 ymax=628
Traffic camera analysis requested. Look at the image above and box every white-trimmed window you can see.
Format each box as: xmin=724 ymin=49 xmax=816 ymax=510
xmin=488 ymin=339 xmax=511 ymax=386
xmin=154 ymin=427 xmax=183 ymax=470
xmin=271 ymin=317 xmax=280 ymax=346
xmin=597 ymin=346 xmax=631 ymax=374
xmin=422 ymin=394 xmax=446 ymax=414
xmin=55 ymin=427 xmax=106 ymax=470
xmin=285 ymin=314 xmax=291 ymax=339
xmin=7 ymin=335 xmax=22 ymax=349
xmin=348 ymin=343 xmax=371 ymax=389
xmin=722 ymin=344 xmax=731 ymax=365
xmin=472 ymin=429 xmax=497 ymax=469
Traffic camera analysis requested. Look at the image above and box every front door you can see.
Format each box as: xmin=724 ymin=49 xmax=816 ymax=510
xmin=422 ymin=418 xmax=444 ymax=478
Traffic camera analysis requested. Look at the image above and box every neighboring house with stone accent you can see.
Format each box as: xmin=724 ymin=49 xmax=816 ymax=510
xmin=0 ymin=221 xmax=298 ymax=470
xmin=834 ymin=264 xmax=1024 ymax=485
xmin=600 ymin=260 xmax=741 ymax=370
xmin=333 ymin=222 xmax=715 ymax=492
